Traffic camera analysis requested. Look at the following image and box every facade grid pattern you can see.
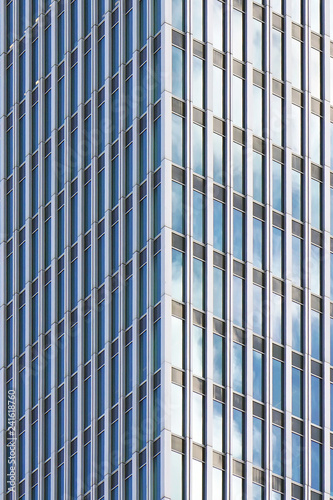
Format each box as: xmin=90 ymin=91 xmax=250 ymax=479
xmin=1 ymin=0 xmax=333 ymax=499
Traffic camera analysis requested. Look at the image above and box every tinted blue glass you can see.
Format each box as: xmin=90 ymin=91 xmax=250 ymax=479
xmin=19 ymin=179 xmax=25 ymax=227
xmin=125 ymin=210 xmax=133 ymax=261
xmin=193 ymin=258 xmax=205 ymax=310
xmin=253 ymin=285 xmax=263 ymax=335
xmin=233 ymin=342 xmax=244 ymax=394
xmin=310 ymin=113 xmax=321 ymax=164
xmin=139 ymin=63 xmax=147 ymax=116
xmin=292 ymin=301 xmax=302 ymax=352
xmin=98 ymin=168 xmax=105 ymax=218
xmin=172 ymin=249 xmax=184 ymax=302
xmin=83 ymin=443 xmax=91 ymax=493
xmin=154 ymin=184 xmax=161 ymax=236
xmin=233 ymin=276 xmax=243 ymax=327
xmin=19 ymin=115 xmax=25 ymax=165
xmin=311 ymin=178 xmax=321 ymax=229
xmin=139 ymin=0 xmax=147 ymax=46
xmin=125 ymin=343 xmax=133 ymax=394
xmin=98 ymin=37 xmax=105 ymax=89
xmin=98 ymin=235 xmax=105 ymax=285
xmin=112 ymin=23 xmax=119 ymax=75
xmin=253 ymin=351 xmax=263 ymax=401
xmin=213 ymin=267 xmax=224 ymax=319
xmin=233 ymin=76 xmax=243 ymax=127
xmin=139 ymin=331 xmax=147 ymax=383
xmin=273 ymin=359 xmax=283 ymax=410
xmin=233 ymin=409 xmax=244 ymax=460
xmin=193 ymin=124 xmax=204 ymax=175
xmin=311 ymin=441 xmax=322 ymax=491
xmin=125 ymin=10 xmax=133 ymax=62
xmin=139 ymin=265 xmax=147 ymax=317
xmin=311 ymin=310 xmax=321 ymax=360
xmin=7 ymin=128 xmax=13 ymax=176
xmin=84 ymin=377 xmax=91 ymax=428
xmin=172 ymin=46 xmax=184 ymax=99
xmin=233 ymin=143 xmax=244 ymax=193
xmin=172 ymin=182 xmax=185 ymax=234
xmin=111 ymin=222 xmax=119 ymax=273
xmin=125 ymin=277 xmax=133 ymax=329
xmin=84 ymin=246 xmax=91 ymax=297
xmin=193 ymin=191 xmax=205 ymax=242
xmin=213 ymin=133 xmax=223 ymax=184
xmin=19 ymin=53 xmax=25 ymax=102
xmin=193 ymin=56 xmax=204 ymax=108
xmin=125 ymin=77 xmax=133 ymax=129
xmin=213 ymin=334 xmax=224 ymax=386
xmin=272 ymin=227 xmax=283 ymax=278
xmin=253 ymin=417 xmax=263 ymax=467
xmin=292 ymin=433 xmax=302 ymax=483
xmin=112 ymin=156 xmax=119 ymax=207
xmin=139 ymin=130 xmax=147 ymax=182
xmin=311 ymin=244 xmax=321 ymax=295
xmin=71 ymin=64 xmax=78 ymax=114
xmin=154 ymin=117 xmax=161 ymax=169
xmin=272 ymin=425 xmax=283 ymax=476
xmin=292 ymin=368 xmax=302 ymax=418
xmin=154 ymin=254 xmax=161 ymax=305
xmin=111 ymin=355 xmax=119 ymax=405
xmin=213 ymin=400 xmax=223 ymax=452
xmin=253 ymin=152 xmax=263 ymax=203
xmin=32 ymin=39 xmax=38 ymax=87
xmin=111 ymin=420 xmax=118 ymax=471
xmin=7 ymin=64 xmax=13 ymax=113
xmin=139 ymin=399 xmax=147 ymax=448
xmin=292 ymin=169 xmax=302 ymax=220
xmin=213 ymin=200 xmax=224 ymax=252
xmin=58 ymin=13 xmax=65 ymax=62
xmin=71 ymin=128 xmax=78 ymax=179
xmin=45 ymin=26 xmax=51 ymax=74
xmin=139 ymin=197 xmax=147 ymax=248
xmin=70 ymin=0 xmax=78 ymax=48
xmin=253 ymin=218 xmax=263 ymax=268
xmin=233 ymin=209 xmax=244 ymax=260
xmin=173 ymin=0 xmax=185 ymax=31
xmin=172 ymin=114 xmax=184 ymax=166
xmin=292 ymin=236 xmax=302 ymax=287
xmin=71 ymin=259 xmax=77 ymax=308
xmin=311 ymin=375 xmax=321 ymax=426
xmin=272 ymin=161 xmax=283 ymax=211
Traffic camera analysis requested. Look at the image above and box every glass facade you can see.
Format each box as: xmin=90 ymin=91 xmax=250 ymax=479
xmin=1 ymin=1 xmax=333 ymax=499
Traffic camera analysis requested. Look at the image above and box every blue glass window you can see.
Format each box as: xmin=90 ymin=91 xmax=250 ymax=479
xmin=311 ymin=441 xmax=322 ymax=491
xmin=253 ymin=152 xmax=264 ymax=203
xmin=233 ymin=409 xmax=244 ymax=460
xmin=172 ymin=46 xmax=184 ymax=99
xmin=172 ymin=182 xmax=185 ymax=234
xmin=171 ymin=384 xmax=183 ymax=436
xmin=253 ymin=285 xmax=263 ymax=335
xmin=233 ymin=8 xmax=244 ymax=60
xmin=193 ymin=124 xmax=205 ymax=176
xmin=213 ymin=200 xmax=224 ymax=252
xmin=292 ymin=367 xmax=303 ymax=418
xmin=213 ymin=267 xmax=224 ymax=319
xmin=253 ymin=218 xmax=263 ymax=269
xmin=193 ymin=326 xmax=204 ymax=378
xmin=272 ymin=227 xmax=283 ymax=278
xmin=233 ymin=342 xmax=244 ymax=394
xmin=292 ymin=301 xmax=302 ymax=352
xmin=233 ymin=276 xmax=243 ymax=327
xmin=172 ymin=114 xmax=184 ymax=167
xmin=193 ymin=0 xmax=204 ymax=40
xmin=213 ymin=66 xmax=223 ymax=118
xmin=172 ymin=317 xmax=183 ymax=370
xmin=233 ymin=143 xmax=244 ymax=194
xmin=213 ymin=401 xmax=223 ymax=453
xmin=311 ymin=375 xmax=322 ymax=426
xmin=273 ymin=359 xmax=283 ymax=410
xmin=292 ymin=433 xmax=303 ymax=484
xmin=213 ymin=333 xmax=224 ymax=386
xmin=311 ymin=244 xmax=321 ymax=295
xmin=311 ymin=178 xmax=321 ymax=229
xmin=233 ymin=209 xmax=244 ymax=261
xmin=213 ymin=133 xmax=224 ymax=184
xmin=172 ymin=0 xmax=185 ymax=31
xmin=253 ymin=417 xmax=263 ymax=468
xmin=193 ymin=191 xmax=205 ymax=242
xmin=253 ymin=351 xmax=263 ymax=402
xmin=233 ymin=76 xmax=243 ymax=128
xmin=193 ymin=258 xmax=205 ymax=311
xmin=272 ymin=425 xmax=283 ymax=476
xmin=292 ymin=236 xmax=302 ymax=287
xmin=193 ymin=56 xmax=204 ymax=109
xmin=172 ymin=249 xmax=184 ymax=302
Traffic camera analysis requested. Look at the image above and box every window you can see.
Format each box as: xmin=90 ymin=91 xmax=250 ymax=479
xmin=272 ymin=425 xmax=283 ymax=476
xmin=213 ymin=133 xmax=224 ymax=184
xmin=193 ymin=393 xmax=204 ymax=444
xmin=213 ymin=66 xmax=223 ymax=118
xmin=271 ymin=95 xmax=282 ymax=146
xmin=253 ymin=219 xmax=263 ymax=269
xmin=253 ymin=285 xmax=263 ymax=335
xmin=291 ymin=38 xmax=302 ymax=89
xmin=310 ymin=113 xmax=321 ymax=165
xmin=233 ymin=276 xmax=243 ymax=327
xmin=253 ymin=85 xmax=263 ymax=137
xmin=233 ymin=409 xmax=244 ymax=460
xmin=193 ymin=124 xmax=205 ymax=176
xmin=193 ymin=191 xmax=205 ymax=242
xmin=292 ymin=433 xmax=303 ymax=484
xmin=233 ymin=9 xmax=243 ymax=61
xmin=311 ymin=310 xmax=321 ymax=361
xmin=292 ymin=367 xmax=303 ymax=418
xmin=213 ymin=0 xmax=223 ymax=51
xmin=253 ymin=351 xmax=263 ymax=402
xmin=311 ymin=178 xmax=321 ymax=229
xmin=233 ymin=142 xmax=244 ymax=194
xmin=253 ymin=19 xmax=263 ymax=70
xmin=311 ymin=441 xmax=322 ymax=491
xmin=310 ymin=244 xmax=321 ymax=296
xmin=171 ymin=384 xmax=183 ymax=436
xmin=172 ymin=114 xmax=184 ymax=167
xmin=213 ymin=401 xmax=223 ymax=453
xmin=291 ymin=104 xmax=302 ymax=155
xmin=310 ymin=0 xmax=321 ymax=33
xmin=172 ymin=46 xmax=184 ymax=99
xmin=232 ymin=76 xmax=243 ymax=128
xmin=273 ymin=359 xmax=283 ymax=410
xmin=272 ymin=227 xmax=283 ymax=278
xmin=253 ymin=417 xmax=264 ymax=468
xmin=253 ymin=152 xmax=264 ymax=203
xmin=213 ymin=200 xmax=224 ymax=252
xmin=193 ymin=57 xmax=204 ymax=109
xmin=272 ymin=293 xmax=283 ymax=344
xmin=193 ymin=258 xmax=205 ymax=311
xmin=193 ymin=326 xmax=204 ymax=378
xmin=311 ymin=375 xmax=322 ymax=426
xmin=172 ymin=181 xmax=185 ymax=234
xmin=172 ymin=0 xmax=184 ymax=31
xmin=213 ymin=267 xmax=224 ymax=319
xmin=292 ymin=236 xmax=302 ymax=287
xmin=172 ymin=249 xmax=184 ymax=302
xmin=213 ymin=333 xmax=224 ymax=386
xmin=272 ymin=161 xmax=284 ymax=212
xmin=233 ymin=342 xmax=244 ymax=394
xmin=292 ymin=169 xmax=302 ymax=220
xmin=171 ymin=452 xmax=183 ymax=500
xmin=272 ymin=29 xmax=282 ymax=80
xmin=193 ymin=0 xmax=203 ymax=40
xmin=172 ymin=317 xmax=183 ymax=369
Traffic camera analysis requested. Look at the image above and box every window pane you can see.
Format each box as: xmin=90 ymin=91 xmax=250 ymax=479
xmin=292 ymin=170 xmax=302 ymax=220
xmin=253 ymin=152 xmax=264 ymax=203
xmin=172 ymin=182 xmax=184 ymax=234
xmin=213 ymin=66 xmax=223 ymax=118
xmin=172 ymin=317 xmax=183 ymax=369
xmin=171 ymin=452 xmax=183 ymax=500
xmin=193 ymin=326 xmax=204 ymax=378
xmin=172 ymin=114 xmax=184 ymax=166
xmin=253 ymin=417 xmax=263 ymax=468
xmin=193 ymin=258 xmax=205 ymax=310
xmin=253 ymin=351 xmax=263 ymax=402
xmin=193 ymin=56 xmax=204 ymax=109
xmin=233 ymin=342 xmax=244 ymax=394
xmin=272 ymin=227 xmax=283 ymax=278
xmin=253 ymin=85 xmax=263 ymax=137
xmin=292 ymin=236 xmax=302 ymax=287
xmin=272 ymin=29 xmax=282 ymax=80
xmin=273 ymin=359 xmax=283 ymax=410
xmin=291 ymin=38 xmax=302 ymax=89
xmin=213 ymin=401 xmax=223 ymax=453
xmin=232 ymin=76 xmax=243 ymax=128
xmin=172 ymin=249 xmax=184 ymax=302
xmin=310 ymin=244 xmax=321 ymax=295
xmin=233 ymin=409 xmax=244 ymax=460
xmin=213 ymin=200 xmax=224 ymax=252
xmin=233 ymin=9 xmax=243 ymax=61
xmin=172 ymin=0 xmax=184 ymax=31
xmin=310 ymin=113 xmax=321 ymax=164
xmin=213 ymin=267 xmax=224 ymax=319
xmin=311 ymin=441 xmax=322 ymax=491
xmin=311 ymin=178 xmax=321 ymax=229
xmin=193 ymin=124 xmax=205 ymax=176
xmin=192 ymin=0 xmax=203 ymax=40
xmin=253 ymin=219 xmax=263 ymax=269
xmin=292 ymin=433 xmax=303 ymax=484
xmin=233 ymin=209 xmax=244 ymax=261
xmin=213 ymin=0 xmax=223 ymax=51
xmin=272 ymin=425 xmax=283 ymax=476
xmin=291 ymin=104 xmax=302 ymax=155
xmin=311 ymin=375 xmax=321 ymax=426
xmin=171 ymin=384 xmax=183 ymax=436
xmin=233 ymin=276 xmax=243 ymax=327
xmin=311 ymin=310 xmax=321 ymax=360
xmin=213 ymin=133 xmax=224 ymax=184
xmin=193 ymin=393 xmax=203 ymax=444
xmin=213 ymin=334 xmax=224 ymax=386
xmin=253 ymin=285 xmax=263 ymax=336
xmin=292 ymin=367 xmax=303 ymax=418
xmin=272 ymin=161 xmax=283 ymax=211
xmin=172 ymin=46 xmax=184 ymax=99
xmin=253 ymin=19 xmax=263 ymax=70
xmin=233 ymin=143 xmax=244 ymax=194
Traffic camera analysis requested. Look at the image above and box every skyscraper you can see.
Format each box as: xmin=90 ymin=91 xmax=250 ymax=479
xmin=2 ymin=0 xmax=333 ymax=498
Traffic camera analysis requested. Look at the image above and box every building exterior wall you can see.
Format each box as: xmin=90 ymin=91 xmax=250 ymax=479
xmin=1 ymin=1 xmax=333 ymax=499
